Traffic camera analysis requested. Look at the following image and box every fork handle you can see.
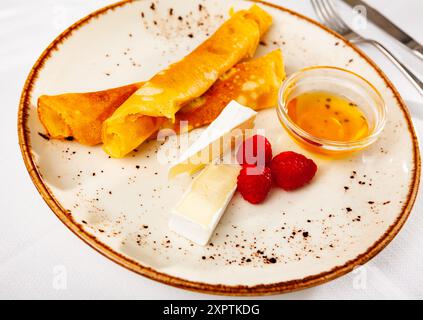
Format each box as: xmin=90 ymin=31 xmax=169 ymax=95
xmin=355 ymin=38 xmax=423 ymax=96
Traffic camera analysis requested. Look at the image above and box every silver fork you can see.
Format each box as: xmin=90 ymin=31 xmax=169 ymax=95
xmin=311 ymin=0 xmax=423 ymax=96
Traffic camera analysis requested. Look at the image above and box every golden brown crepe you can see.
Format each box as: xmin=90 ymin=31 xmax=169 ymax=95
xmin=166 ymin=49 xmax=285 ymax=134
xmin=37 ymin=49 xmax=284 ymax=149
xmin=38 ymin=83 xmax=142 ymax=146
xmin=102 ymin=5 xmax=272 ymax=158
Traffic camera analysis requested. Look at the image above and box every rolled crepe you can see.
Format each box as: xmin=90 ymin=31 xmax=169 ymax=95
xmin=37 ymin=49 xmax=284 ymax=150
xmin=166 ymin=49 xmax=285 ymax=134
xmin=102 ymin=5 xmax=272 ymax=158
xmin=38 ymin=83 xmax=142 ymax=145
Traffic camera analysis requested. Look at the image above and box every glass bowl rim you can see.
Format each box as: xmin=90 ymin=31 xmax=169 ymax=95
xmin=277 ymin=66 xmax=387 ymax=149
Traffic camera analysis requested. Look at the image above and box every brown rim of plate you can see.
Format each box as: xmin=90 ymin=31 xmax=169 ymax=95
xmin=17 ymin=0 xmax=421 ymax=296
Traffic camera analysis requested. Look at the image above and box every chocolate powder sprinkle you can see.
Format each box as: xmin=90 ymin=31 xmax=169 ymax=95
xmin=268 ymin=258 xmax=277 ymax=264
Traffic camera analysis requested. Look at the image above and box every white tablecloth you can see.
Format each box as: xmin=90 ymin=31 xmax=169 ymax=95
xmin=1 ymin=0 xmax=422 ymax=299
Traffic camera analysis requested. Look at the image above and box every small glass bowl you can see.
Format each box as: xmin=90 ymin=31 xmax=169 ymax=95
xmin=277 ymin=66 xmax=386 ymax=156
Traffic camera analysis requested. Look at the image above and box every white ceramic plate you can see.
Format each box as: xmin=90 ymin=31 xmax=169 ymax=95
xmin=18 ymin=0 xmax=420 ymax=295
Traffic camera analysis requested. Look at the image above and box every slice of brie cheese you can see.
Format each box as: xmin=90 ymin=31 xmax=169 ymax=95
xmin=169 ymin=100 xmax=257 ymax=178
xmin=169 ymin=163 xmax=241 ymax=245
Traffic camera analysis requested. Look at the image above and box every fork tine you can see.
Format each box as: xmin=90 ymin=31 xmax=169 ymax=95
xmin=312 ymin=0 xmax=341 ymax=32
xmin=311 ymin=0 xmax=326 ymax=25
xmin=319 ymin=0 xmax=346 ymax=32
xmin=324 ymin=0 xmax=350 ymax=32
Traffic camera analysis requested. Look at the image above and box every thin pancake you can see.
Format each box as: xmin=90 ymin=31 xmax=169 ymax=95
xmin=37 ymin=50 xmax=284 ymax=149
xmin=167 ymin=49 xmax=285 ymax=134
xmin=38 ymin=83 xmax=142 ymax=146
xmin=102 ymin=5 xmax=272 ymax=158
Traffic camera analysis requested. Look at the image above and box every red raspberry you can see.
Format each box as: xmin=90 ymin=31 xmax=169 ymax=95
xmin=237 ymin=165 xmax=272 ymax=204
xmin=270 ymin=151 xmax=317 ymax=191
xmin=236 ymin=135 xmax=273 ymax=167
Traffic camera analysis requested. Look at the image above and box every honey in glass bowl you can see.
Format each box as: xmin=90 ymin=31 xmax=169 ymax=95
xmin=287 ymin=91 xmax=369 ymax=143
xmin=277 ymin=66 xmax=386 ymax=156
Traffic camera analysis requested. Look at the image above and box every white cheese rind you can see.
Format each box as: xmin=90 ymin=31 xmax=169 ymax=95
xmin=169 ymin=100 xmax=257 ymax=178
xmin=169 ymin=164 xmax=240 ymax=245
